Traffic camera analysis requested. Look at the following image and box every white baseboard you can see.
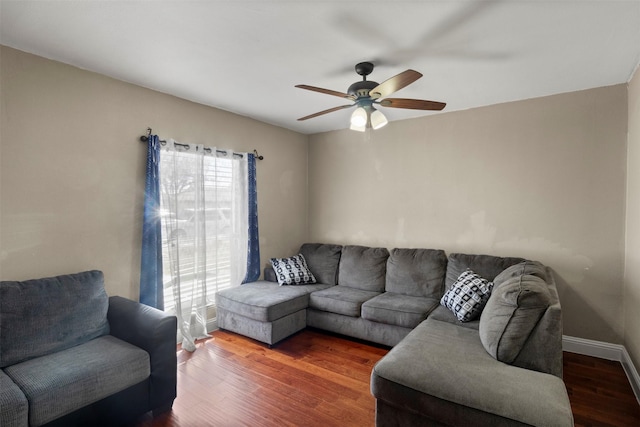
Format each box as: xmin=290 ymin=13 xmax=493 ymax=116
xmin=622 ymin=346 xmax=640 ymax=404
xmin=562 ymin=335 xmax=624 ymax=360
xmin=563 ymin=335 xmax=640 ymax=403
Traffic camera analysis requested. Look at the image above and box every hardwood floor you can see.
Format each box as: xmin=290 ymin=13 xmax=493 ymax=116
xmin=564 ymin=351 xmax=640 ymax=427
xmin=140 ymin=329 xmax=640 ymax=427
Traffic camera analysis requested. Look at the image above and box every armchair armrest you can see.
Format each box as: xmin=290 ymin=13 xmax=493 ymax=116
xmin=107 ymin=296 xmax=177 ymax=412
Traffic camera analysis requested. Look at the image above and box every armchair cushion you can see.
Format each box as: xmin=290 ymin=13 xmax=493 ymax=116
xmin=0 ymin=370 xmax=28 ymax=427
xmin=4 ymin=335 xmax=149 ymax=427
xmin=0 ymin=270 xmax=109 ymax=367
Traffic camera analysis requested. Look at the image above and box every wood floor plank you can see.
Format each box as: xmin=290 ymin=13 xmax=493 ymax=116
xmin=563 ymin=351 xmax=640 ymax=427
xmin=140 ymin=329 xmax=640 ymax=427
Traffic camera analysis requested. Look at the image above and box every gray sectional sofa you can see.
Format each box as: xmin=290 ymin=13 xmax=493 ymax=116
xmin=216 ymin=243 xmax=574 ymax=426
xmin=0 ymin=271 xmax=178 ymax=427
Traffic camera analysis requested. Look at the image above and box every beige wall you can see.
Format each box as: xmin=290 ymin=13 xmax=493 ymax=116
xmin=309 ymin=85 xmax=628 ymax=344
xmin=625 ymin=65 xmax=640 ymax=369
xmin=1 ymin=45 xmax=635 ymax=349
xmin=0 ymin=46 xmax=309 ymax=299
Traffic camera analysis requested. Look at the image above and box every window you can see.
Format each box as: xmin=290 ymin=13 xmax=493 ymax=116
xmin=158 ymin=145 xmax=248 ymax=332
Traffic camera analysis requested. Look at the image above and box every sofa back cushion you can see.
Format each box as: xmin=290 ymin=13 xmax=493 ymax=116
xmin=509 ymin=272 xmax=564 ymax=377
xmin=338 ymin=245 xmax=389 ymax=292
xmin=493 ymin=260 xmax=549 ymax=285
xmin=479 ymin=274 xmax=552 ymax=365
xmin=445 ymin=253 xmax=525 ymax=292
xmin=300 ymin=243 xmax=343 ymax=286
xmin=385 ymin=248 xmax=447 ymax=298
xmin=0 ymin=270 xmax=110 ymax=367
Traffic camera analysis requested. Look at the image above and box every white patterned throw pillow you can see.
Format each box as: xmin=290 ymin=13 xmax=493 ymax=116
xmin=441 ymin=269 xmax=493 ymax=322
xmin=271 ymin=254 xmax=317 ymax=286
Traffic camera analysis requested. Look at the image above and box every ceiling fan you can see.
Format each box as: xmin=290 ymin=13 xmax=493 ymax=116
xmin=295 ymin=62 xmax=446 ymax=131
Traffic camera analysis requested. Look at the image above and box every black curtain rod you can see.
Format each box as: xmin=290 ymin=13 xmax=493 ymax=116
xmin=139 ymin=128 xmax=264 ymax=160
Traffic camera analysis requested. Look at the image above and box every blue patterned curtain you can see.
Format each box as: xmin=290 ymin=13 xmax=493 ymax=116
xmin=244 ymin=152 xmax=260 ymax=283
xmin=139 ymin=135 xmax=164 ymax=309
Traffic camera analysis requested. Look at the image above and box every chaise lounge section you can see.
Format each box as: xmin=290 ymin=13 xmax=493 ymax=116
xmin=217 ymin=243 xmax=342 ymax=346
xmin=216 ymin=243 xmax=573 ymax=426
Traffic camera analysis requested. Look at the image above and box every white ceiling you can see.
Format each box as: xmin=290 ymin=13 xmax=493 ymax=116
xmin=2 ymin=1 xmax=640 ymax=135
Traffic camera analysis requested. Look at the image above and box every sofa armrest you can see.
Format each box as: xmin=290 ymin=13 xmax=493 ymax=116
xmin=107 ymin=296 xmax=177 ymax=412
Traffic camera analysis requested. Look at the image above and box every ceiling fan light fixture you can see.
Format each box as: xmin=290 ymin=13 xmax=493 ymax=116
xmin=370 ymin=109 xmax=388 ymax=130
xmin=350 ymin=107 xmax=367 ymax=127
xmin=350 ymin=122 xmax=366 ymax=132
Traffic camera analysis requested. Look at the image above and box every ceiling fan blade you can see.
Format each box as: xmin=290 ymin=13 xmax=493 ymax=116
xmin=379 ymin=98 xmax=446 ymax=111
xmin=297 ymin=104 xmax=354 ymax=121
xmin=295 ymin=84 xmax=356 ymax=100
xmin=368 ymin=70 xmax=422 ymax=99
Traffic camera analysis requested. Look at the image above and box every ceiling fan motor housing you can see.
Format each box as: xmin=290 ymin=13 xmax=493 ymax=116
xmin=348 ymin=80 xmax=379 ymax=99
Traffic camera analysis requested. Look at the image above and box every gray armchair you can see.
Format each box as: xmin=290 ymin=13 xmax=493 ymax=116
xmin=0 ymin=271 xmax=177 ymax=427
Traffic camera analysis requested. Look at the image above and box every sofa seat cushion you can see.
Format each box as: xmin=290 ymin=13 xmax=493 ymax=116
xmin=361 ymin=293 xmax=439 ymax=328
xmin=4 ymin=335 xmax=150 ymax=427
xmin=0 ymin=270 xmax=110 ymax=367
xmin=385 ymin=248 xmax=447 ymax=298
xmin=0 ymin=369 xmax=28 ymax=427
xmin=216 ymin=281 xmax=332 ymax=322
xmin=427 ymin=305 xmax=480 ymax=330
xmin=309 ymin=286 xmax=380 ymax=317
xmin=371 ymin=318 xmax=573 ymax=427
